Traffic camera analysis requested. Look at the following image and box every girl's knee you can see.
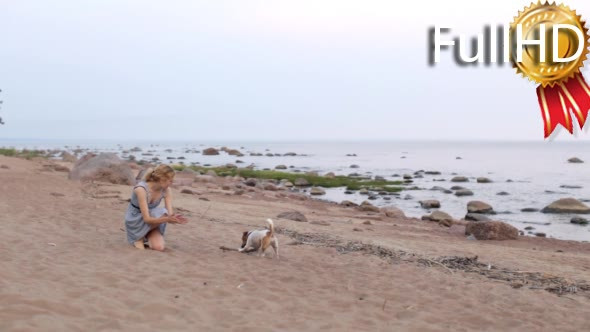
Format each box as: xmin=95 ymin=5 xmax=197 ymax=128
xmin=150 ymin=242 xmax=165 ymax=251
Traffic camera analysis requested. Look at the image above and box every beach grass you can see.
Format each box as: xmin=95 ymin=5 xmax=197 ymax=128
xmin=172 ymin=164 xmax=404 ymax=192
xmin=0 ymin=148 xmax=46 ymax=160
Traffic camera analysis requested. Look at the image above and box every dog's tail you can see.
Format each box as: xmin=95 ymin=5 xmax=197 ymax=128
xmin=266 ymin=218 xmax=274 ymax=237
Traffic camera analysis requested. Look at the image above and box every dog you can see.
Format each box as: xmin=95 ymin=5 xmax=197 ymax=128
xmin=239 ymin=218 xmax=279 ymax=258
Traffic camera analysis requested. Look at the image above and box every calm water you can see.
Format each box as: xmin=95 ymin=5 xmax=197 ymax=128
xmin=3 ymin=139 xmax=590 ymax=242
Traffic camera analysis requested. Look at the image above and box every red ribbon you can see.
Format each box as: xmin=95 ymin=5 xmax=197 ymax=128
xmin=536 ymin=73 xmax=590 ymax=138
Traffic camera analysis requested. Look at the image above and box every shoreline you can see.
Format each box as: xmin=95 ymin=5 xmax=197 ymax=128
xmin=2 ymin=143 xmax=590 ymax=242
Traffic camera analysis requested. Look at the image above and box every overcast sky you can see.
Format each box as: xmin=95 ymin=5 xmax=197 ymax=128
xmin=1 ymin=0 xmax=590 ymax=141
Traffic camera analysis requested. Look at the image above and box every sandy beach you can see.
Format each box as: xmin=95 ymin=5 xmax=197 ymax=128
xmin=1 ymin=154 xmax=590 ymax=331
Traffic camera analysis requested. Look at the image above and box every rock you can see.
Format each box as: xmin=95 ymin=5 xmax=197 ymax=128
xmin=571 ymin=217 xmax=589 ymax=225
xmin=425 ymin=171 xmax=441 ymax=175
xmin=467 ymin=201 xmax=494 ymax=214
xmin=180 ymin=188 xmax=196 ymax=195
xmin=53 ymin=165 xmax=70 ymax=172
xmin=455 ymin=189 xmax=474 ymax=196
xmin=233 ymin=189 xmax=245 ymax=195
xmin=465 ymin=221 xmax=519 ymax=240
xmin=277 ymin=211 xmax=308 ymax=222
xmin=341 ymin=200 xmax=358 ymax=207
xmin=68 ymin=153 xmax=135 ymax=185
xmin=403 ymin=174 xmax=413 ymax=180
xmin=382 ymin=207 xmax=406 ymax=219
xmin=524 ymin=226 xmax=535 ymax=230
xmin=60 ymin=152 xmax=77 ymax=163
xmin=420 ymin=200 xmax=441 ymax=209
xmin=263 ymin=183 xmax=278 ymax=191
xmin=450 ymin=185 xmax=465 ymax=190
xmin=451 ymin=176 xmax=469 ymax=182
xmin=535 ymin=232 xmax=546 ymax=237
xmin=0 ymin=165 xmax=9 ymax=169
xmin=206 ymin=170 xmax=217 ymax=177
xmin=465 ymin=213 xmax=492 ymax=222
xmin=362 ymin=220 xmax=372 ymax=225
xmin=541 ymin=198 xmax=590 ymax=214
xmin=521 ymin=208 xmax=539 ymax=212
xmin=560 ymin=185 xmax=583 ymax=189
xmin=202 ymin=148 xmax=219 ymax=155
xmin=568 ymin=157 xmax=584 ymax=163
xmin=310 ymin=187 xmax=326 ymax=195
xmin=476 ymin=177 xmax=492 ymax=183
xmin=496 ymin=191 xmax=510 ymax=196
xmin=284 ymin=181 xmax=294 ymax=188
xmin=358 ymin=201 xmax=380 ymax=213
xmin=226 ymin=149 xmax=243 ymax=156
xmin=430 ymin=186 xmax=447 ymax=191
xmin=294 ymin=178 xmax=310 ymax=186
xmin=310 ymin=220 xmax=330 ymax=226
xmin=325 ymin=172 xmax=336 ymax=178
xmin=421 ymin=211 xmax=453 ymax=227
xmin=275 ymin=165 xmax=287 ymax=170
xmin=374 ymin=175 xmax=386 ymax=181
xmin=359 ymin=188 xmax=369 ymax=195
xmin=244 ymin=178 xmax=258 ymax=187
xmin=283 ymin=152 xmax=297 ymax=156
xmin=350 ymin=164 xmax=360 ymax=169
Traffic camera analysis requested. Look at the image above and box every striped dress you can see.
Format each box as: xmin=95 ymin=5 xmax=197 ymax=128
xmin=124 ymin=181 xmax=168 ymax=244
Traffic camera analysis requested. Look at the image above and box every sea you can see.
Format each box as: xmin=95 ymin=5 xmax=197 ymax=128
xmin=2 ymin=139 xmax=590 ymax=242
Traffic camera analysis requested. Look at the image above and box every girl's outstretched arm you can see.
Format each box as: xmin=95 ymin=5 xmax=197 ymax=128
xmin=164 ymin=188 xmax=188 ymax=223
xmin=164 ymin=187 xmax=173 ymax=216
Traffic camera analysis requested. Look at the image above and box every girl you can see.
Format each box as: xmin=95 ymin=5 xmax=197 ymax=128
xmin=125 ymin=164 xmax=188 ymax=251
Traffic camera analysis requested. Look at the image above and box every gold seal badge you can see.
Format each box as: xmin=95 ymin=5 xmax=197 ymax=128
xmin=510 ymin=2 xmax=589 ymax=87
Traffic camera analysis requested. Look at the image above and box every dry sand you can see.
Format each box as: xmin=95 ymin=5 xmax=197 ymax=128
xmin=1 ymin=155 xmax=589 ymax=331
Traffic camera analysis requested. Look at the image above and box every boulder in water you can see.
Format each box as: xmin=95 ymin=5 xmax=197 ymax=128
xmin=541 ymin=198 xmax=590 ymax=214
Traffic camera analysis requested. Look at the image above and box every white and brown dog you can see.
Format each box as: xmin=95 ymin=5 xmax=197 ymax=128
xmin=239 ymin=219 xmax=279 ymax=258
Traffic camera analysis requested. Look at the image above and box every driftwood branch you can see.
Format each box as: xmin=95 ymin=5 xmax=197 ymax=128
xmin=219 ymin=245 xmax=257 ymax=253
